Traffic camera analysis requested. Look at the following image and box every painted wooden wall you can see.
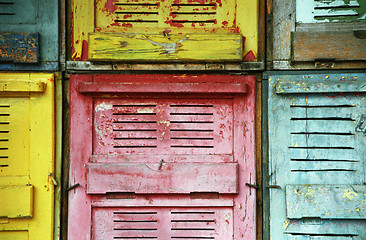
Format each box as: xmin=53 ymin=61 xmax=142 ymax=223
xmin=267 ymin=72 xmax=366 ymax=239
xmin=0 ymin=0 xmax=59 ymax=70
xmin=0 ymin=73 xmax=55 ymax=240
xmin=68 ymin=74 xmax=257 ymax=240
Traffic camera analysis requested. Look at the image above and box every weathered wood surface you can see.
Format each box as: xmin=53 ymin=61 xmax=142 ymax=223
xmin=268 ymin=73 xmax=366 ymax=239
xmin=69 ymin=74 xmax=257 ymax=240
xmin=0 ymin=0 xmax=59 ymax=70
xmin=0 ymin=185 xmax=33 ymax=218
xmin=0 ymin=33 xmax=39 ymax=63
xmin=87 ymin=163 xmax=238 ymax=194
xmin=0 ymin=81 xmax=46 ymax=92
xmin=293 ymin=31 xmax=366 ymax=61
xmin=276 ymin=80 xmax=366 ymax=94
xmin=88 ymin=33 xmax=243 ymax=61
xmin=286 ymin=185 xmax=366 ymax=219
xmin=79 ymin=82 xmax=248 ymax=94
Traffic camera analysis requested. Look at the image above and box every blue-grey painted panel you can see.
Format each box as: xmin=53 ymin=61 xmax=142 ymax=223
xmin=268 ymin=73 xmax=366 ymax=240
xmin=286 ymin=185 xmax=366 ymax=219
xmin=0 ymin=0 xmax=58 ymax=70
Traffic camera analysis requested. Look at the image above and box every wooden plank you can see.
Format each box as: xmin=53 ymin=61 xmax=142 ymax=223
xmin=293 ymin=31 xmax=366 ymax=61
xmin=0 ymin=32 xmax=39 ymax=63
xmin=0 ymin=81 xmax=46 ymax=92
xmin=79 ymin=82 xmax=248 ymax=94
xmin=276 ymin=80 xmax=366 ymax=94
xmin=88 ymin=33 xmax=243 ymax=61
xmin=0 ymin=185 xmax=33 ymax=218
xmin=286 ymin=185 xmax=366 ymax=219
xmin=87 ymin=163 xmax=238 ymax=194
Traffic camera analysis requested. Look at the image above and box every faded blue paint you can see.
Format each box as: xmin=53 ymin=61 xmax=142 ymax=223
xmin=268 ymin=73 xmax=366 ymax=239
xmin=0 ymin=0 xmax=59 ymax=71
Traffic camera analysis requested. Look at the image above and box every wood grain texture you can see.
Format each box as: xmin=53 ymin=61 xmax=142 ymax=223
xmin=88 ymin=33 xmax=243 ymax=61
xmin=0 ymin=33 xmax=39 ymax=63
xmin=276 ymin=80 xmax=366 ymax=94
xmin=286 ymin=185 xmax=366 ymax=219
xmin=293 ymin=31 xmax=366 ymax=61
xmin=87 ymin=163 xmax=238 ymax=194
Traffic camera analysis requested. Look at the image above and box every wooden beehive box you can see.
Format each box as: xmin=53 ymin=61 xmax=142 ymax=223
xmin=268 ymin=0 xmax=366 ymax=70
xmin=0 ymin=0 xmax=59 ymax=70
xmin=71 ymin=0 xmax=258 ymax=62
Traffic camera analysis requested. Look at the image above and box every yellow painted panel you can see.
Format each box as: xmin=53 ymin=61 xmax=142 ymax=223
xmin=0 ymin=82 xmax=46 ymax=92
xmin=0 ymin=73 xmax=54 ymax=240
xmin=89 ymin=33 xmax=243 ymax=61
xmin=73 ymin=0 xmax=259 ymax=61
xmin=0 ymin=185 xmax=33 ymax=218
xmin=0 ymin=231 xmax=28 ymax=240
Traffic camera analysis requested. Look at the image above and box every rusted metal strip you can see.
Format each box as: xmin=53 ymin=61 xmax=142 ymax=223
xmin=0 ymin=32 xmax=39 ymax=63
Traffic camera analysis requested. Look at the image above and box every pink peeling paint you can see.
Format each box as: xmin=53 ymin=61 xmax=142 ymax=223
xmin=68 ymin=74 xmax=256 ymax=240
xmin=104 ymin=0 xmax=118 ymax=14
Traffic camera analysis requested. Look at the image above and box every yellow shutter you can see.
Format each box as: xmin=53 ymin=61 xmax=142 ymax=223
xmin=0 ymin=73 xmax=54 ymax=240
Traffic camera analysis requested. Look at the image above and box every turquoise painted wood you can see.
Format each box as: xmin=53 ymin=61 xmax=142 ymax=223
xmin=0 ymin=0 xmax=58 ymax=70
xmin=268 ymin=73 xmax=366 ymax=240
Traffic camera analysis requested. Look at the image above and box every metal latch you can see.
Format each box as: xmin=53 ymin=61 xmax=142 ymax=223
xmin=314 ymin=58 xmax=335 ymax=69
xmin=356 ymin=114 xmax=366 ymax=136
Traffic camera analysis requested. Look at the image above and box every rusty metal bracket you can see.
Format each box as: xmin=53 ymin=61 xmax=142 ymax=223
xmin=356 ymin=114 xmax=366 ymax=136
xmin=48 ymin=173 xmax=58 ymax=186
xmin=67 ymin=183 xmax=80 ymax=191
xmin=245 ymin=183 xmax=259 ymax=189
xmin=267 ymin=185 xmax=281 ymax=189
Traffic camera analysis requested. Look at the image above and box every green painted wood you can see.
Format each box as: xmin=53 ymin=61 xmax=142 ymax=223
xmin=276 ymin=80 xmax=366 ymax=94
xmin=296 ymin=0 xmax=366 ymax=23
xmin=286 ymin=185 xmax=366 ymax=219
xmin=268 ymin=73 xmax=366 ymax=240
xmin=0 ymin=32 xmax=39 ymax=63
xmin=0 ymin=0 xmax=58 ymax=70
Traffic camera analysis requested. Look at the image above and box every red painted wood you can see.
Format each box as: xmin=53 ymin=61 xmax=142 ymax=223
xmin=78 ymin=82 xmax=248 ymax=94
xmin=68 ymin=74 xmax=256 ymax=240
xmin=87 ymin=163 xmax=238 ymax=194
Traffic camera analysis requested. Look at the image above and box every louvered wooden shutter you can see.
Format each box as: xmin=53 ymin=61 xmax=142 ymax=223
xmin=72 ymin=0 xmax=258 ymax=61
xmin=268 ymin=73 xmax=366 ymax=239
xmin=68 ymin=74 xmax=257 ymax=240
xmin=0 ymin=0 xmax=58 ymax=70
xmin=0 ymin=73 xmax=55 ymax=240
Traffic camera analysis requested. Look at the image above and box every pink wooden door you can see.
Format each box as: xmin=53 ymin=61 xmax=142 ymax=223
xmin=68 ymin=74 xmax=256 ymax=240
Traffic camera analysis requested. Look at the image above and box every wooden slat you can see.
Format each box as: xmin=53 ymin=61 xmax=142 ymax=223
xmin=79 ymin=82 xmax=248 ymax=94
xmin=0 ymin=32 xmax=39 ymax=63
xmin=276 ymin=80 xmax=366 ymax=94
xmin=292 ymin=31 xmax=366 ymax=61
xmin=0 ymin=81 xmax=46 ymax=92
xmin=88 ymin=33 xmax=243 ymax=61
xmin=286 ymin=185 xmax=366 ymax=219
xmin=87 ymin=163 xmax=238 ymax=194
xmin=0 ymin=185 xmax=33 ymax=218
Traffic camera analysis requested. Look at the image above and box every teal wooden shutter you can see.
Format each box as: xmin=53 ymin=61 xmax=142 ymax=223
xmin=268 ymin=73 xmax=366 ymax=239
xmin=0 ymin=0 xmax=58 ymax=70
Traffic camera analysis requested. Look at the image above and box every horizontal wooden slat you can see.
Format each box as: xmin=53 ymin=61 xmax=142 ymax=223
xmin=0 ymin=81 xmax=46 ymax=92
xmin=88 ymin=33 xmax=243 ymax=61
xmin=292 ymin=31 xmax=366 ymax=61
xmin=0 ymin=32 xmax=39 ymax=63
xmin=87 ymin=163 xmax=238 ymax=194
xmin=0 ymin=185 xmax=33 ymax=218
xmin=79 ymin=82 xmax=248 ymax=94
xmin=286 ymin=185 xmax=366 ymax=219
xmin=276 ymin=80 xmax=366 ymax=94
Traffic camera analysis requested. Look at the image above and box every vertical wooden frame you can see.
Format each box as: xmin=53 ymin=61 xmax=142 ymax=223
xmin=68 ymin=74 xmax=256 ymax=240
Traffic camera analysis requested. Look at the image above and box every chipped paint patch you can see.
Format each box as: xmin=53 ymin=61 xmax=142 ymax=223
xmin=95 ymin=103 xmax=113 ymax=112
xmin=343 ymin=188 xmax=360 ymax=201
